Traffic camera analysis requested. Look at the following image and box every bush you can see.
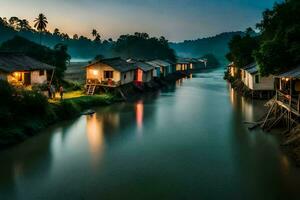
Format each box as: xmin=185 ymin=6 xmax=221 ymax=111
xmin=32 ymin=83 xmax=48 ymax=92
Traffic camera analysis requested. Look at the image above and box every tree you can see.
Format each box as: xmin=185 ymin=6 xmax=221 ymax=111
xmin=92 ymin=29 xmax=98 ymax=38
xmin=34 ymin=13 xmax=48 ymax=44
xmin=53 ymin=43 xmax=71 ymax=81
xmin=73 ymin=34 xmax=79 ymax=40
xmin=113 ymin=32 xmax=176 ymax=61
xmin=94 ymin=33 xmax=101 ymax=43
xmin=53 ymin=28 xmax=60 ymax=36
xmin=18 ymin=19 xmax=31 ymax=31
xmin=201 ymin=54 xmax=220 ymax=67
xmin=254 ymin=0 xmax=300 ymax=76
xmin=226 ymin=31 xmax=259 ymax=68
xmin=0 ymin=36 xmax=70 ymax=82
xmin=9 ymin=17 xmax=20 ymax=30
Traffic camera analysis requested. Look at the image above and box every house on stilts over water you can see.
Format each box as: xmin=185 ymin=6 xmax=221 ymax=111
xmin=127 ymin=60 xmax=154 ymax=86
xmin=0 ymin=52 xmax=55 ymax=87
xmin=240 ymin=62 xmax=275 ymax=99
xmin=85 ymin=57 xmax=137 ymax=95
xmin=262 ymin=66 xmax=300 ymax=132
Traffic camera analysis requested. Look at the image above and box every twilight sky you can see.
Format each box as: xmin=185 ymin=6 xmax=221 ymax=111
xmin=0 ymin=0 xmax=279 ymax=41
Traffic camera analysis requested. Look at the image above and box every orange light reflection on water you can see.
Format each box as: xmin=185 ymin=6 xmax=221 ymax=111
xmin=136 ymin=101 xmax=144 ymax=131
xmin=86 ymin=114 xmax=104 ymax=165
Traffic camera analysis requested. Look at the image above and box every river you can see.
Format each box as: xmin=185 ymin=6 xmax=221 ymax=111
xmin=1 ymin=69 xmax=300 ymax=200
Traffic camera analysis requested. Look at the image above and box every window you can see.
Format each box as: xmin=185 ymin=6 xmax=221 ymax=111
xmin=124 ymin=74 xmax=127 ymax=80
xmin=39 ymin=70 xmax=45 ymax=76
xmin=255 ymin=75 xmax=260 ymax=84
xmin=104 ymin=71 xmax=113 ymax=79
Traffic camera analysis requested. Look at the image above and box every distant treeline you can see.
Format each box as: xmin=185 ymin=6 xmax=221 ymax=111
xmin=0 ymin=16 xmax=176 ymax=61
xmin=226 ymin=0 xmax=300 ymax=76
xmin=170 ymin=32 xmax=244 ymax=65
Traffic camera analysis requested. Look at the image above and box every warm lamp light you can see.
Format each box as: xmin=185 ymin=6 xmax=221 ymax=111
xmin=93 ymin=70 xmax=98 ymax=76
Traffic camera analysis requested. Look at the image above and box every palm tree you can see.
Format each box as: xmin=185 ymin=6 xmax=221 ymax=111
xmin=94 ymin=33 xmax=101 ymax=43
xmin=92 ymin=29 xmax=98 ymax=38
xmin=34 ymin=13 xmax=48 ymax=44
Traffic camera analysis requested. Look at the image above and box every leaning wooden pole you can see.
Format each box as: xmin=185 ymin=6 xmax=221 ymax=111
xmin=49 ymin=69 xmax=55 ymax=87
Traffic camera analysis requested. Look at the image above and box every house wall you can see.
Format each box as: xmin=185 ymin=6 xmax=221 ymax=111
xmin=253 ymin=75 xmax=274 ymax=91
xmin=153 ymin=67 xmax=160 ymax=77
xmin=230 ymin=67 xmax=239 ymax=78
xmin=143 ymin=70 xmax=153 ymax=82
xmin=121 ymin=70 xmax=135 ymax=85
xmin=31 ymin=70 xmax=47 ymax=84
xmin=86 ymin=63 xmax=121 ymax=83
xmin=5 ymin=70 xmax=47 ymax=85
xmin=241 ymin=69 xmax=274 ymax=91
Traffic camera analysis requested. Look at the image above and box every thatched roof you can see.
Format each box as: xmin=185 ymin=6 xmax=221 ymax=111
xmin=86 ymin=57 xmax=136 ymax=72
xmin=0 ymin=52 xmax=55 ymax=73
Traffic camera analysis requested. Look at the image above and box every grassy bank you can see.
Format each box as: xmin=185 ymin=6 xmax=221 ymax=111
xmin=0 ymin=81 xmax=115 ymax=149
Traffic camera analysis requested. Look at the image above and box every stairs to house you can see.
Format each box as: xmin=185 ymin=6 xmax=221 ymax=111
xmin=86 ymin=84 xmax=96 ymax=95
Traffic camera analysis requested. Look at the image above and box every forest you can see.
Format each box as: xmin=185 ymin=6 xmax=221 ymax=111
xmin=226 ymin=0 xmax=300 ymax=75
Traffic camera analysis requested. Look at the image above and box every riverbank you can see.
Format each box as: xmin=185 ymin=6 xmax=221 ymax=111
xmin=0 ymin=90 xmax=115 ymax=149
xmin=0 ymin=72 xmax=188 ymax=149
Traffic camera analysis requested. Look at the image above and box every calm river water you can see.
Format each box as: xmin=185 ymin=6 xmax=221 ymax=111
xmin=1 ymin=69 xmax=300 ymax=200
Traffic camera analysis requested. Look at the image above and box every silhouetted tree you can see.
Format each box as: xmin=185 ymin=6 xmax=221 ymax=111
xmin=73 ymin=34 xmax=79 ymax=40
xmin=53 ymin=28 xmax=60 ymax=36
xmin=34 ymin=13 xmax=48 ymax=44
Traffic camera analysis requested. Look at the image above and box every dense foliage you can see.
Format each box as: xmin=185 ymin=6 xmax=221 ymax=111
xmin=201 ymin=54 xmax=220 ymax=67
xmin=0 ymin=36 xmax=70 ymax=81
xmin=0 ymin=16 xmax=176 ymax=61
xmin=0 ymin=80 xmax=114 ymax=147
xmin=226 ymin=0 xmax=300 ymax=76
xmin=113 ymin=32 xmax=176 ymax=62
xmin=226 ymin=29 xmax=259 ymax=68
xmin=0 ymin=16 xmax=112 ymax=59
xmin=254 ymin=0 xmax=300 ymax=76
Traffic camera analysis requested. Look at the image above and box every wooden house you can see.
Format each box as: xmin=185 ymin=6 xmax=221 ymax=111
xmin=146 ymin=61 xmax=161 ymax=78
xmin=262 ymin=67 xmax=300 ymax=131
xmin=128 ymin=60 xmax=154 ymax=84
xmin=0 ymin=53 xmax=55 ymax=86
xmin=86 ymin=57 xmax=136 ymax=88
xmin=227 ymin=62 xmax=239 ymax=79
xmin=240 ymin=63 xmax=274 ymax=98
xmin=149 ymin=60 xmax=172 ymax=77
xmin=176 ymin=58 xmax=190 ymax=71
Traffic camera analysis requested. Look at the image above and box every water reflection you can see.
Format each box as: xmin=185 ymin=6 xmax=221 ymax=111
xmin=86 ymin=114 xmax=105 ymax=163
xmin=135 ymin=100 xmax=144 ymax=131
xmin=229 ymin=85 xmax=255 ymax=122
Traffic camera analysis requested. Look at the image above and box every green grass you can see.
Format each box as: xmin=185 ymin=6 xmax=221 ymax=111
xmin=0 ymin=88 xmax=116 ymax=149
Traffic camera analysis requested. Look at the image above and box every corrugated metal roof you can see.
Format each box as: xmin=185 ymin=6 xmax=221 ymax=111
xmin=86 ymin=57 xmax=136 ymax=72
xmin=242 ymin=62 xmax=258 ymax=74
xmin=276 ymin=66 xmax=300 ymax=78
xmin=0 ymin=53 xmax=55 ymax=73
xmin=128 ymin=60 xmax=153 ymax=72
xmin=150 ymin=59 xmax=171 ymax=67
xmin=146 ymin=61 xmax=159 ymax=68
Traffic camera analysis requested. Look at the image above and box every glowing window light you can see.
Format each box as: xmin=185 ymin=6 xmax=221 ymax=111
xmin=92 ymin=70 xmax=98 ymax=76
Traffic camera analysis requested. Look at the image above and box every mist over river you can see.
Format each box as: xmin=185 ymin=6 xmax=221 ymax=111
xmin=1 ymin=69 xmax=300 ymax=200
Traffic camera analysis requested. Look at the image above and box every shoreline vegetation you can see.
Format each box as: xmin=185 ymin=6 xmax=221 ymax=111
xmin=224 ymin=0 xmax=300 ymax=166
xmin=0 ymin=72 xmax=188 ymax=149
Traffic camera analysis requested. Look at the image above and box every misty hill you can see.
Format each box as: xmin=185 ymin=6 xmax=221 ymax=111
xmin=170 ymin=32 xmax=244 ymax=65
xmin=0 ymin=17 xmax=175 ymax=62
